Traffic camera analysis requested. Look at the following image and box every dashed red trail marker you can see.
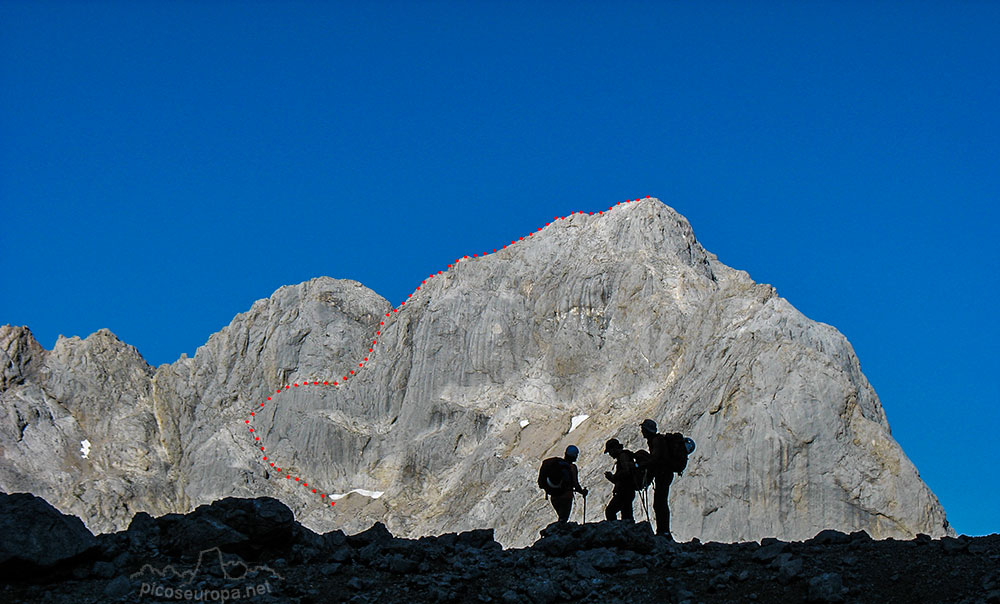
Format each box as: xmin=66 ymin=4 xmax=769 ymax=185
xmin=244 ymin=195 xmax=652 ymax=510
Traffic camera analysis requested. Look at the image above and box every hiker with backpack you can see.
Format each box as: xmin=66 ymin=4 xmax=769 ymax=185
xmin=537 ymin=445 xmax=589 ymax=523
xmin=603 ymin=438 xmax=637 ymax=521
xmin=638 ymin=418 xmax=694 ymax=539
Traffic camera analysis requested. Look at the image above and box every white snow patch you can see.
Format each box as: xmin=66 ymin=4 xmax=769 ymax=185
xmin=569 ymin=415 xmax=589 ymax=433
xmin=519 ymin=420 xmax=530 ymax=428
xmin=329 ymin=489 xmax=384 ymax=501
xmin=80 ymin=439 xmax=91 ymax=459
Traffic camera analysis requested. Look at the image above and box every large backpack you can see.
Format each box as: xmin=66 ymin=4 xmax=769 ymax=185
xmin=662 ymin=432 xmax=690 ymax=474
xmin=637 ymin=433 xmax=691 ymax=479
xmin=538 ymin=457 xmax=573 ymax=495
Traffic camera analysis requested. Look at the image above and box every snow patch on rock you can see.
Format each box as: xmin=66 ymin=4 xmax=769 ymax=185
xmin=330 ymin=488 xmax=384 ymax=501
xmin=569 ymin=415 xmax=589 ymax=433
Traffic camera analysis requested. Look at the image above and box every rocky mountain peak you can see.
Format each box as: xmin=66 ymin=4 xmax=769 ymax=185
xmin=589 ymin=197 xmax=713 ymax=273
xmin=0 ymin=197 xmax=952 ymax=547
xmin=1 ymin=325 xmax=44 ymax=389
xmin=458 ymin=197 xmax=716 ymax=286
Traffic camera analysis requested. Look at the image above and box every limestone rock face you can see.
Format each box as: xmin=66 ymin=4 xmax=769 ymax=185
xmin=0 ymin=198 xmax=952 ymax=547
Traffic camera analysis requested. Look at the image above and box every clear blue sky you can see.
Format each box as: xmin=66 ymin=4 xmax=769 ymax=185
xmin=2 ymin=2 xmax=997 ymax=536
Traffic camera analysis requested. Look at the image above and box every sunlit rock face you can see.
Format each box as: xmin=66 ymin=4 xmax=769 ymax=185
xmin=0 ymin=198 xmax=952 ymax=547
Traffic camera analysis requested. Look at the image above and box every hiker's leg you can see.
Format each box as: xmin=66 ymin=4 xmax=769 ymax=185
xmin=553 ymin=493 xmax=572 ymax=522
xmin=653 ymin=479 xmax=670 ymax=535
xmin=622 ymin=490 xmax=635 ymax=521
xmin=606 ymin=491 xmax=627 ymax=520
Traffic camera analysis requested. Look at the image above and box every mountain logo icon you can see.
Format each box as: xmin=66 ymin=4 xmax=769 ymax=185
xmin=130 ymin=547 xmax=284 ymax=585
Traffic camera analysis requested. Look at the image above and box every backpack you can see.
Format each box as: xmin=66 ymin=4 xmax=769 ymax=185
xmin=663 ymin=432 xmax=690 ymax=474
xmin=631 ymin=449 xmax=656 ymax=489
xmin=621 ymin=449 xmax=644 ymax=491
xmin=538 ymin=457 xmax=573 ymax=494
xmin=637 ymin=433 xmax=690 ymax=480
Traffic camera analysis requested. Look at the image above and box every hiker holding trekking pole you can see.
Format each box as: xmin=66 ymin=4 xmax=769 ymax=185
xmin=537 ymin=445 xmax=589 ymax=523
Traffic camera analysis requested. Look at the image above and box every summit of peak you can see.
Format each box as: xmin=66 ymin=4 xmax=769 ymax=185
xmin=514 ymin=195 xmax=714 ymax=280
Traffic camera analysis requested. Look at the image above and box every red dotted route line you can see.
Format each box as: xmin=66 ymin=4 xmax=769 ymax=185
xmin=245 ymin=196 xmax=652 ymax=508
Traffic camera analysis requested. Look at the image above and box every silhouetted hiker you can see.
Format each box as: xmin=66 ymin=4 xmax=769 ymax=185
xmin=603 ymin=438 xmax=637 ymax=521
xmin=538 ymin=445 xmax=588 ymax=522
xmin=638 ymin=418 xmax=693 ymax=539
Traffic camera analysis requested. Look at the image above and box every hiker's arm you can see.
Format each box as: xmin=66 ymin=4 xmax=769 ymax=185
xmin=573 ymin=466 xmax=587 ymax=495
xmin=607 ymin=459 xmax=625 ymax=485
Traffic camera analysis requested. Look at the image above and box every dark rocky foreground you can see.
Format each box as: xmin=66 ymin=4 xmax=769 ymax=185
xmin=1 ymin=492 xmax=996 ymax=604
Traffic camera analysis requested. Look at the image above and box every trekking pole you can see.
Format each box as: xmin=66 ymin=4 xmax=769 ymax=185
xmin=582 ymin=491 xmax=587 ymax=524
xmin=641 ymin=487 xmax=651 ymax=523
